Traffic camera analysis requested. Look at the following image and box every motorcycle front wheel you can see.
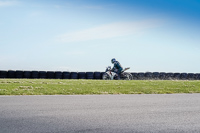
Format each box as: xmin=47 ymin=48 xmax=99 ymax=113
xmin=102 ymin=73 xmax=111 ymax=80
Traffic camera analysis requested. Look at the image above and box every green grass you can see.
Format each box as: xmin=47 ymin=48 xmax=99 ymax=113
xmin=0 ymin=79 xmax=200 ymax=95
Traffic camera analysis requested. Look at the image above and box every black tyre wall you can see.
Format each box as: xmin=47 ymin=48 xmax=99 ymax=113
xmin=145 ymin=72 xmax=152 ymax=80
xmin=86 ymin=72 xmax=94 ymax=79
xmin=180 ymin=73 xmax=187 ymax=80
xmin=187 ymin=73 xmax=194 ymax=80
xmin=138 ymin=73 xmax=145 ymax=80
xmin=196 ymin=74 xmax=200 ymax=80
xmin=55 ymin=71 xmax=62 ymax=79
xmin=47 ymin=71 xmax=55 ymax=79
xmin=15 ymin=70 xmax=23 ymax=78
xmin=39 ymin=71 xmax=47 ymax=79
xmin=131 ymin=73 xmax=138 ymax=80
xmin=31 ymin=71 xmax=39 ymax=79
xmin=194 ymin=73 xmax=199 ymax=80
xmin=165 ymin=73 xmax=174 ymax=80
xmin=23 ymin=71 xmax=31 ymax=78
xmin=174 ymin=73 xmax=180 ymax=79
xmin=71 ymin=72 xmax=78 ymax=79
xmin=0 ymin=70 xmax=7 ymax=78
xmin=7 ymin=70 xmax=15 ymax=78
xmin=94 ymin=72 xmax=101 ymax=79
xmin=159 ymin=72 xmax=166 ymax=80
xmin=153 ymin=72 xmax=160 ymax=79
xmin=3 ymin=70 xmax=199 ymax=80
xmin=78 ymin=72 xmax=86 ymax=79
xmin=63 ymin=72 xmax=70 ymax=79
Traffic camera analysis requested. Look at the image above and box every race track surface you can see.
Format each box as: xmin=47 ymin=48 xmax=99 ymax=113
xmin=0 ymin=94 xmax=200 ymax=133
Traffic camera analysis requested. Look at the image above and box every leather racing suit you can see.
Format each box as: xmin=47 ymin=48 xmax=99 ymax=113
xmin=112 ymin=61 xmax=123 ymax=76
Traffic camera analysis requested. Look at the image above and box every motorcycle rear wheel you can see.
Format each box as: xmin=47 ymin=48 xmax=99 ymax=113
xmin=121 ymin=72 xmax=133 ymax=80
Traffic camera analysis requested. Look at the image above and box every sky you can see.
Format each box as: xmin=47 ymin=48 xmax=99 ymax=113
xmin=0 ymin=0 xmax=200 ymax=73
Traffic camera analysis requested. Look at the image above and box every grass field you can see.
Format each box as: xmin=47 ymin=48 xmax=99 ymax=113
xmin=0 ymin=79 xmax=200 ymax=95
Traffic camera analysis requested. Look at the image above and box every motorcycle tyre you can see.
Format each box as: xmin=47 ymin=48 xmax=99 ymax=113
xmin=121 ymin=72 xmax=132 ymax=80
xmin=102 ymin=73 xmax=111 ymax=80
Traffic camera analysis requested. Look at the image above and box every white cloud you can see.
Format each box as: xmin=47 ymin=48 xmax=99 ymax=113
xmin=0 ymin=0 xmax=17 ymax=6
xmin=56 ymin=19 xmax=163 ymax=43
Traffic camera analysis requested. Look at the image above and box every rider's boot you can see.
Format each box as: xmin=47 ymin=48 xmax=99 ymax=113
xmin=116 ymin=72 xmax=121 ymax=80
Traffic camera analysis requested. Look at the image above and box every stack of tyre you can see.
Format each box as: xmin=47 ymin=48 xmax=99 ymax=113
xmin=130 ymin=72 xmax=200 ymax=80
xmin=0 ymin=70 xmax=200 ymax=80
xmin=0 ymin=70 xmax=103 ymax=79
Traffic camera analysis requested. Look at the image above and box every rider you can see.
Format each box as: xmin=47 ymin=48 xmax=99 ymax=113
xmin=111 ymin=58 xmax=123 ymax=79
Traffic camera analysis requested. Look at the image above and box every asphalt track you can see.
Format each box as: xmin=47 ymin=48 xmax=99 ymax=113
xmin=0 ymin=94 xmax=200 ymax=133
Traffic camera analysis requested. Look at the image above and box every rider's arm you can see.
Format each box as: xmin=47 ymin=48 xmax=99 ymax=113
xmin=111 ymin=62 xmax=117 ymax=71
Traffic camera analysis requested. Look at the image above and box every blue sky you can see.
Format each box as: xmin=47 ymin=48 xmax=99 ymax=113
xmin=0 ymin=0 xmax=200 ymax=72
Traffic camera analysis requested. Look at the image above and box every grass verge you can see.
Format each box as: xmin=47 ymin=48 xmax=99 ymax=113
xmin=0 ymin=79 xmax=200 ymax=95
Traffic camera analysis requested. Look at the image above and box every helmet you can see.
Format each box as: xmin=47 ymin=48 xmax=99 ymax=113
xmin=111 ymin=58 xmax=116 ymax=64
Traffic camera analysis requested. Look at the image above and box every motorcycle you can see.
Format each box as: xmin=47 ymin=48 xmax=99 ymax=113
xmin=102 ymin=66 xmax=133 ymax=80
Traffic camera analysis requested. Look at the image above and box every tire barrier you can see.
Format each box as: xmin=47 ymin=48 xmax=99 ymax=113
xmin=137 ymin=73 xmax=145 ymax=80
xmin=31 ymin=71 xmax=39 ymax=79
xmin=180 ymin=73 xmax=187 ymax=80
xmin=71 ymin=72 xmax=78 ymax=79
xmin=94 ymin=72 xmax=101 ymax=79
xmin=7 ymin=70 xmax=15 ymax=78
xmin=159 ymin=72 xmax=166 ymax=80
xmin=0 ymin=70 xmax=7 ymax=78
xmin=47 ymin=71 xmax=55 ymax=79
xmin=23 ymin=71 xmax=31 ymax=78
xmin=197 ymin=74 xmax=200 ymax=80
xmin=39 ymin=71 xmax=47 ymax=79
xmin=55 ymin=71 xmax=62 ymax=79
xmin=187 ymin=73 xmax=194 ymax=80
xmin=153 ymin=72 xmax=160 ymax=79
xmin=63 ymin=72 xmax=70 ymax=79
xmin=78 ymin=72 xmax=86 ymax=79
xmin=86 ymin=72 xmax=94 ymax=79
xmin=165 ymin=73 xmax=174 ymax=80
xmin=145 ymin=72 xmax=153 ymax=80
xmin=173 ymin=73 xmax=181 ymax=80
xmin=0 ymin=70 xmax=200 ymax=80
xmin=194 ymin=73 xmax=200 ymax=80
xmin=15 ymin=70 xmax=24 ymax=78
xmin=131 ymin=73 xmax=138 ymax=80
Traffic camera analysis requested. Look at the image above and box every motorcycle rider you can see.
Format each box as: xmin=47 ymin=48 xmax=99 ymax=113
xmin=111 ymin=58 xmax=123 ymax=79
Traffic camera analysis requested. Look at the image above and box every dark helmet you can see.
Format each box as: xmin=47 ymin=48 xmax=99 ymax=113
xmin=111 ymin=58 xmax=116 ymax=64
